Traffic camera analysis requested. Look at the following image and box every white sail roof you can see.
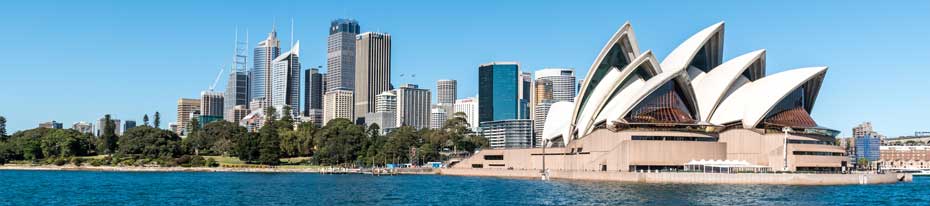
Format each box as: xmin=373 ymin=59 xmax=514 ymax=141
xmin=710 ymin=67 xmax=828 ymax=128
xmin=692 ymin=49 xmax=766 ymax=122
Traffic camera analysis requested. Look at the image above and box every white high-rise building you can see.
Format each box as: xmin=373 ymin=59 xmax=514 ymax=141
xmin=533 ymin=99 xmax=557 ymax=147
xmin=323 ymin=89 xmax=354 ymax=126
xmin=270 ymin=41 xmax=301 ymax=117
xmin=454 ymin=97 xmax=479 ymax=130
xmin=534 ymin=68 xmax=577 ymax=103
xmin=480 ymin=119 xmax=534 ymax=149
xmin=396 ymin=84 xmax=431 ymax=130
xmin=437 ymin=79 xmax=457 ymax=105
xmin=430 ymin=107 xmax=447 ymax=129
xmin=366 ymin=91 xmax=397 ymax=133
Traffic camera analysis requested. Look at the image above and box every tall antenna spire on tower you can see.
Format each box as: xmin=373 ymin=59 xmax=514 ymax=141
xmin=290 ymin=17 xmax=295 ymax=48
xmin=233 ymin=26 xmax=248 ymax=73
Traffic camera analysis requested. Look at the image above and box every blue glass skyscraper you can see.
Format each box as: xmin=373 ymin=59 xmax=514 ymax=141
xmin=478 ymin=62 xmax=521 ymax=123
xmin=251 ymin=26 xmax=281 ymax=103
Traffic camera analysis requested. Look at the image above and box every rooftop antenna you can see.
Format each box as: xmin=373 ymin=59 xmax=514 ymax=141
xmin=290 ymin=17 xmax=294 ymax=48
xmin=233 ymin=26 xmax=248 ymax=73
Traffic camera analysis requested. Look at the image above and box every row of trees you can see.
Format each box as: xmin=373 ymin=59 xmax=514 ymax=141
xmin=0 ymin=108 xmax=488 ymax=167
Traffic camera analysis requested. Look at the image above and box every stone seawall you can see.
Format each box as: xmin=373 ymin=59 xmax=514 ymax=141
xmin=439 ymin=168 xmax=908 ymax=185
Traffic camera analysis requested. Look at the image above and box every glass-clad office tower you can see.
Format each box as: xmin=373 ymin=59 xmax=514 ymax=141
xmin=251 ymin=26 xmax=281 ymax=103
xmin=478 ymin=62 xmax=521 ymax=123
xmin=326 ymin=19 xmax=361 ymax=91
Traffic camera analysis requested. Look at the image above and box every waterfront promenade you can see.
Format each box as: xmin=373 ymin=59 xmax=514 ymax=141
xmin=439 ymin=168 xmax=909 ymax=185
xmin=0 ymin=164 xmax=909 ymax=185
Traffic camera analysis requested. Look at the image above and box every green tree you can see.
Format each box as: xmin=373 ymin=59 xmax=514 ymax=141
xmin=10 ymin=128 xmax=46 ymax=161
xmin=154 ymin=111 xmax=161 ymax=128
xmin=235 ymin=132 xmax=261 ymax=163
xmin=316 ymin=118 xmax=365 ymax=166
xmin=143 ymin=114 xmax=150 ymax=126
xmin=200 ymin=121 xmax=246 ymax=156
xmin=40 ymin=129 xmax=91 ymax=157
xmin=857 ymin=157 xmax=870 ymax=170
xmin=279 ymin=122 xmax=315 ymax=158
xmin=118 ymin=126 xmax=182 ymax=158
xmin=379 ymin=126 xmax=421 ymax=165
xmin=189 ymin=117 xmax=201 ymax=133
xmin=257 ymin=122 xmax=281 ymax=165
xmin=0 ymin=115 xmax=7 ymax=138
xmin=98 ymin=114 xmax=119 ymax=155
xmin=264 ymin=106 xmax=278 ymax=122
xmin=0 ymin=141 xmax=11 ymax=165
xmin=279 ymin=106 xmax=294 ymax=131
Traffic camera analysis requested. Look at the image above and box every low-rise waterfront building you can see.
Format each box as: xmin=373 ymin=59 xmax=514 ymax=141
xmin=480 ymin=119 xmax=533 ymax=149
xmin=878 ymin=146 xmax=930 ymax=170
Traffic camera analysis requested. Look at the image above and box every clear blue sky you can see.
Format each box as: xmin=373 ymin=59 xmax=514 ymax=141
xmin=1 ymin=0 xmax=928 ymax=137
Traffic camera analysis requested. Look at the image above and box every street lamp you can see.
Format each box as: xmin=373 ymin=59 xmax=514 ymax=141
xmin=541 ymin=138 xmax=549 ymax=181
xmin=782 ymin=127 xmax=793 ymax=172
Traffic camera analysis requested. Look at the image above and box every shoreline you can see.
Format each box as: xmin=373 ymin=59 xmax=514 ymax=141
xmin=439 ymin=168 xmax=912 ymax=185
xmin=1 ymin=165 xmax=911 ymax=186
xmin=0 ymin=164 xmax=440 ymax=175
xmin=0 ymin=164 xmax=324 ymax=173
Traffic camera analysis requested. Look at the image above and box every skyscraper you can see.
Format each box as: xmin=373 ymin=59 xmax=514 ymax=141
xmin=430 ymin=107 xmax=447 ymax=129
xmin=124 ymin=120 xmax=137 ymax=131
xmin=327 ymin=19 xmax=360 ymax=91
xmin=39 ymin=121 xmax=63 ymax=129
xmin=437 ymin=79 xmax=457 ymax=105
xmin=535 ymin=68 xmax=576 ymax=103
xmin=200 ymin=91 xmax=225 ymax=117
xmin=354 ymin=32 xmax=392 ymax=124
xmin=533 ymin=79 xmax=554 ymax=107
xmin=176 ymin=98 xmax=201 ymax=134
xmin=225 ymin=29 xmax=250 ymax=123
xmin=519 ymin=72 xmax=532 ymax=119
xmin=323 ymin=89 xmax=354 ymax=126
xmin=478 ymin=62 xmax=521 ymax=123
xmin=225 ymin=71 xmax=249 ymax=122
xmin=366 ymin=91 xmax=397 ymax=133
xmin=251 ymin=25 xmax=281 ymax=104
xmin=96 ymin=116 xmax=121 ymax=137
xmin=533 ymin=99 xmax=557 ymax=147
xmin=231 ymin=105 xmax=250 ymax=124
xmin=304 ymin=68 xmax=323 ymax=116
xmin=396 ymin=84 xmax=431 ymax=130
xmin=454 ymin=97 xmax=478 ymax=130
xmin=71 ymin=121 xmax=94 ymax=134
xmin=271 ymin=41 xmax=301 ymax=117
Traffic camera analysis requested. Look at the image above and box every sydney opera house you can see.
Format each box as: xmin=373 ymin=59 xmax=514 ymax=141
xmin=455 ymin=22 xmax=848 ymax=173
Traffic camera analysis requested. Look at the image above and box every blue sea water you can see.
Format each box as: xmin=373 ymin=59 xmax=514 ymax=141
xmin=0 ymin=170 xmax=927 ymax=206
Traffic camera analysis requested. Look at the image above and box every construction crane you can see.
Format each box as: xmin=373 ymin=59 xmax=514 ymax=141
xmin=209 ymin=65 xmax=224 ymax=91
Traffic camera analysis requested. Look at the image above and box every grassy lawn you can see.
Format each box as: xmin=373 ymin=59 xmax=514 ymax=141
xmin=201 ymin=156 xmax=318 ymax=168
xmin=201 ymin=156 xmax=245 ymax=165
xmin=281 ymin=157 xmax=312 ymax=164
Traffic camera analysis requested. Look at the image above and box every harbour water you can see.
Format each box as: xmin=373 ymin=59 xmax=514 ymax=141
xmin=1 ymin=170 xmax=928 ymax=205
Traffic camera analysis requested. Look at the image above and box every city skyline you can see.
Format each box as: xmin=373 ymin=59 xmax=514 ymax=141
xmin=1 ymin=1 xmax=929 ymax=137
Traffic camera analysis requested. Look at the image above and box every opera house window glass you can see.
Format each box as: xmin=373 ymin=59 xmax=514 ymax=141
xmin=624 ymin=81 xmax=695 ymax=124
xmin=762 ymin=87 xmax=817 ymax=128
